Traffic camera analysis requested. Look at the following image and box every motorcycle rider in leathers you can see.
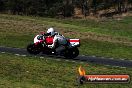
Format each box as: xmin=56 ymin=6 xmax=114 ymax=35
xmin=46 ymin=28 xmax=68 ymax=55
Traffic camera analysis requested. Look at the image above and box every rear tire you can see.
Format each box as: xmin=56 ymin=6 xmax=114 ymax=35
xmin=64 ymin=48 xmax=79 ymax=59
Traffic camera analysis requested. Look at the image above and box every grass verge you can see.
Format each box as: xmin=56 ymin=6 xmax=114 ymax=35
xmin=0 ymin=53 xmax=132 ymax=88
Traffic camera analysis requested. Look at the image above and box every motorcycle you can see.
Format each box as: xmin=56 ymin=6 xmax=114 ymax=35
xmin=27 ymin=33 xmax=80 ymax=59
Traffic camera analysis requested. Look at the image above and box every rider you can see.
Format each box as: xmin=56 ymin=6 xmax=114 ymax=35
xmin=46 ymin=27 xmax=68 ymax=55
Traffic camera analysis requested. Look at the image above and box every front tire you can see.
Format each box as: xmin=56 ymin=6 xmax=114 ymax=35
xmin=27 ymin=43 xmax=41 ymax=55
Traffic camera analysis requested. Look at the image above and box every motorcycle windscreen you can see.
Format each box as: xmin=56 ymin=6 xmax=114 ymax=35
xmin=34 ymin=35 xmax=42 ymax=43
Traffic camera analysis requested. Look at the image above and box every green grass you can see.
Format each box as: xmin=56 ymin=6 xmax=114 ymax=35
xmin=0 ymin=14 xmax=132 ymax=60
xmin=0 ymin=53 xmax=132 ymax=88
xmin=80 ymin=39 xmax=132 ymax=59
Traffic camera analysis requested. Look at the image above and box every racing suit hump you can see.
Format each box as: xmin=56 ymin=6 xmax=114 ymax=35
xmin=56 ymin=35 xmax=67 ymax=45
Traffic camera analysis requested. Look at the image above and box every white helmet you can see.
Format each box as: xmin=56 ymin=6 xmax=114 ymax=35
xmin=47 ymin=27 xmax=55 ymax=36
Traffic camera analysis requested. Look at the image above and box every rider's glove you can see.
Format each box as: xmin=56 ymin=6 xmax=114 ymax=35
xmin=48 ymin=45 xmax=53 ymax=48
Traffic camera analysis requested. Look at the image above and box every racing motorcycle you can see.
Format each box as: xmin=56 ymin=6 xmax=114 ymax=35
xmin=27 ymin=33 xmax=80 ymax=59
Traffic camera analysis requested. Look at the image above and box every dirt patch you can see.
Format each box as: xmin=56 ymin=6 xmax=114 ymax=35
xmin=0 ymin=18 xmax=47 ymax=34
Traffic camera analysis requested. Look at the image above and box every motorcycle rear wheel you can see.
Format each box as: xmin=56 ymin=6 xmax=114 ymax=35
xmin=64 ymin=48 xmax=79 ymax=59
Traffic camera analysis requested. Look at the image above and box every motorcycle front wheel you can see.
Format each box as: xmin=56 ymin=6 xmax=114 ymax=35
xmin=27 ymin=43 xmax=41 ymax=55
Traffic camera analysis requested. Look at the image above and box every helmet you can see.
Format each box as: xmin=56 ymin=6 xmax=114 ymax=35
xmin=47 ymin=28 xmax=55 ymax=36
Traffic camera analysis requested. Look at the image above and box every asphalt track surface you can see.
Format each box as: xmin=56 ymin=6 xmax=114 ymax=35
xmin=0 ymin=46 xmax=132 ymax=67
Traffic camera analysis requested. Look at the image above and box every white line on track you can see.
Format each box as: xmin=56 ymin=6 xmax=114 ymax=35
xmin=55 ymin=59 xmax=61 ymax=61
xmin=129 ymin=60 xmax=132 ymax=62
xmin=15 ymin=54 xmax=20 ymax=56
xmin=120 ymin=67 xmax=126 ymax=68
xmin=71 ymin=61 xmax=76 ymax=63
xmin=109 ymin=58 xmax=114 ymax=60
xmin=34 ymin=56 xmax=37 ymax=58
xmin=91 ymin=56 xmax=96 ymax=57
xmin=114 ymin=66 xmax=120 ymax=68
xmin=104 ymin=65 xmax=127 ymax=68
xmin=101 ymin=57 xmax=104 ymax=58
xmin=120 ymin=59 xmax=125 ymax=60
xmin=40 ymin=57 xmax=44 ymax=59
xmin=21 ymin=55 xmax=26 ymax=57
xmin=65 ymin=60 xmax=70 ymax=62
xmin=80 ymin=62 xmax=84 ymax=64
xmin=105 ymin=65 xmax=110 ymax=66
xmin=1 ymin=52 xmax=5 ymax=53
